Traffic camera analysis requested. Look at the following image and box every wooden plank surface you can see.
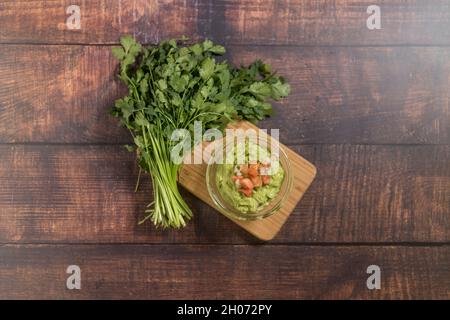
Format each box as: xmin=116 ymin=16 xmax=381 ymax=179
xmin=0 ymin=244 xmax=448 ymax=299
xmin=0 ymin=0 xmax=449 ymax=300
xmin=1 ymin=0 xmax=450 ymax=46
xmin=1 ymin=45 xmax=449 ymax=144
xmin=0 ymin=0 xmax=200 ymax=44
xmin=1 ymin=144 xmax=448 ymax=244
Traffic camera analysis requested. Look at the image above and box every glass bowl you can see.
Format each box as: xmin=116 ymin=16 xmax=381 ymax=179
xmin=206 ymin=139 xmax=293 ymax=221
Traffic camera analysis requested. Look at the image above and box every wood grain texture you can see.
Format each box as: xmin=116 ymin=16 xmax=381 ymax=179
xmin=1 ymin=45 xmax=449 ymax=144
xmin=0 ymin=0 xmax=200 ymax=44
xmin=0 ymin=45 xmax=126 ymax=143
xmin=0 ymin=244 xmax=448 ymax=299
xmin=1 ymin=144 xmax=448 ymax=243
xmin=1 ymin=0 xmax=449 ymax=300
xmin=1 ymin=1 xmax=450 ymax=45
xmin=208 ymin=0 xmax=450 ymax=46
xmin=179 ymin=121 xmax=317 ymax=241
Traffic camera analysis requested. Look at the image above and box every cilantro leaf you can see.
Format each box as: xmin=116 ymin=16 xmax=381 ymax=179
xmin=111 ymin=36 xmax=290 ymax=229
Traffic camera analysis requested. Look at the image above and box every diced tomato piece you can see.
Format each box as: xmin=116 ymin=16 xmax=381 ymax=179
xmin=248 ymin=164 xmax=259 ymax=178
xmin=262 ymin=175 xmax=271 ymax=185
xmin=238 ymin=188 xmax=253 ymax=197
xmin=239 ymin=164 xmax=249 ymax=175
xmin=250 ymin=176 xmax=262 ymax=188
xmin=231 ymin=175 xmax=239 ymax=182
xmin=240 ymin=178 xmax=254 ymax=190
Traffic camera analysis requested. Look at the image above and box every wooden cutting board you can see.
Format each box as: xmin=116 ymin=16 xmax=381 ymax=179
xmin=178 ymin=121 xmax=317 ymax=240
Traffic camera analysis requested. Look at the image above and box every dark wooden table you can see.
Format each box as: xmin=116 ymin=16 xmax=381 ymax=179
xmin=0 ymin=0 xmax=449 ymax=299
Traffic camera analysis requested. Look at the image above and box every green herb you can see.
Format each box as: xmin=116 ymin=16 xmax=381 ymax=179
xmin=112 ymin=36 xmax=290 ymax=228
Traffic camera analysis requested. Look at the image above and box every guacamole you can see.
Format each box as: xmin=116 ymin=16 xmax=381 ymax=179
xmin=216 ymin=143 xmax=285 ymax=213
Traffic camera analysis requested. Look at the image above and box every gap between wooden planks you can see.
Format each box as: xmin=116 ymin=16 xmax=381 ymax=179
xmin=178 ymin=121 xmax=317 ymax=240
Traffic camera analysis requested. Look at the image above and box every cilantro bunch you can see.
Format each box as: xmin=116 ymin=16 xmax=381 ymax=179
xmin=112 ymin=36 xmax=290 ymax=228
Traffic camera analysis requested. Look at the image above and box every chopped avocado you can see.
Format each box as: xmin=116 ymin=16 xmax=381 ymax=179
xmin=216 ymin=142 xmax=284 ymax=213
